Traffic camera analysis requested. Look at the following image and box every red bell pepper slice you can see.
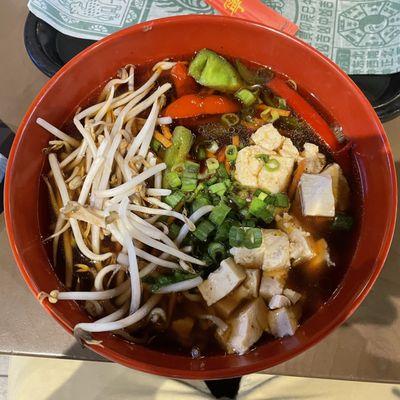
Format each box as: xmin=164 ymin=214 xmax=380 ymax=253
xmin=171 ymin=62 xmax=198 ymax=97
xmin=267 ymin=78 xmax=342 ymax=151
xmin=164 ymin=94 xmax=240 ymax=119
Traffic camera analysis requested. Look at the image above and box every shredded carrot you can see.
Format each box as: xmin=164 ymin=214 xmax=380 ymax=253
xmin=217 ymin=146 xmax=226 ymax=163
xmin=225 ymin=159 xmax=231 ymax=173
xmin=161 ymin=125 xmax=172 ymax=140
xmin=288 ymin=160 xmax=306 ymax=200
xmin=154 ymin=131 xmax=172 ymax=148
xmin=206 ymin=150 xmax=215 ymax=159
xmin=232 ymin=135 xmax=240 ymax=147
xmin=262 ymin=106 xmax=291 ymax=117
xmin=257 ymin=104 xmax=268 ymax=111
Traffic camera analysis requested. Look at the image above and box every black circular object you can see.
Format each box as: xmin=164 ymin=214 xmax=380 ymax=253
xmin=24 ymin=11 xmax=400 ymax=122
xmin=24 ymin=12 xmax=95 ymax=78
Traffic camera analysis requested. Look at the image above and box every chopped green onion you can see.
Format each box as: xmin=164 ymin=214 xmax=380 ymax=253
xmin=265 ymin=158 xmax=280 ymax=172
xmin=184 ymin=161 xmax=200 ymax=174
xmin=150 ymin=138 xmax=163 ymax=153
xmin=217 ymin=163 xmax=229 ymax=179
xmin=193 ymin=220 xmax=215 ymax=242
xmin=229 ymin=226 xmax=245 ymax=247
xmin=261 ymin=108 xmax=280 ymax=123
xmin=230 ymin=193 xmax=247 ymax=209
xmin=235 ymin=88 xmax=257 ymax=106
xmin=263 ymin=195 xmax=275 ymax=205
xmin=209 ymin=182 xmax=227 ymax=197
xmin=171 ymin=162 xmax=185 ymax=174
xmin=221 ymin=113 xmax=240 ymax=127
xmin=249 ymin=197 xmax=274 ymax=223
xmin=206 ymin=175 xmax=218 ymax=186
xmin=169 ymin=223 xmax=181 ymax=240
xmin=249 ymin=197 xmax=265 ymax=215
xmin=223 ymin=179 xmax=233 ymax=189
xmin=278 ymin=97 xmax=287 ymax=109
xmin=243 ymin=228 xmax=263 ymax=249
xmin=256 ymin=154 xmax=270 ymax=163
xmin=209 ymin=203 xmax=231 ymax=226
xmin=151 ymin=271 xmax=198 ymax=292
xmin=332 ymin=214 xmax=354 ymax=231
xmin=274 ymin=193 xmax=290 ymax=208
xmin=206 ymin=140 xmax=219 ymax=154
xmin=257 ymin=191 xmax=268 ymax=201
xmin=214 ymin=219 xmax=235 ymax=241
xmin=207 ymin=242 xmax=226 ymax=262
xmin=225 ymin=145 xmax=238 ymax=162
xmin=164 ymin=171 xmax=181 ymax=189
xmin=242 ymin=219 xmax=257 ymax=227
xmin=206 ymin=157 xmax=219 ymax=172
xmin=164 ymin=191 xmax=185 ymax=208
xmin=239 ymin=207 xmax=251 ymax=219
xmin=210 ymin=194 xmax=223 ymax=205
xmin=192 ymin=196 xmax=211 ymax=213
xmin=197 ymin=146 xmax=206 ymax=160
xmin=181 ymin=177 xmax=197 ymax=192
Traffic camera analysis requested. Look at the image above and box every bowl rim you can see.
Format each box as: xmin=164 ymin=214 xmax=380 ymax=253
xmin=5 ymin=14 xmax=398 ymax=379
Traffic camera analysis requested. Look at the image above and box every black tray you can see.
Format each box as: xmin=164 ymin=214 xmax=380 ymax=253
xmin=24 ymin=12 xmax=400 ymax=122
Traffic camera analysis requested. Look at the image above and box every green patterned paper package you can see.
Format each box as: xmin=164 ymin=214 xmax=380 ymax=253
xmin=28 ymin=0 xmax=400 ymax=74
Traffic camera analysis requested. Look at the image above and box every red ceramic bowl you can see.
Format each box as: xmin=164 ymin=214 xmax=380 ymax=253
xmin=5 ymin=15 xmax=397 ymax=379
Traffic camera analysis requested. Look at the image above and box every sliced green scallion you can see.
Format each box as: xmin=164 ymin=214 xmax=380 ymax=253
xmin=225 ymin=145 xmax=238 ymax=162
xmin=164 ymin=191 xmax=185 ymax=208
xmin=235 ymin=88 xmax=257 ymax=107
xmin=193 ymin=220 xmax=215 ymax=242
xmin=164 ymin=171 xmax=181 ymax=189
xmin=206 ymin=157 xmax=219 ymax=172
xmin=221 ymin=113 xmax=240 ymax=127
xmin=209 ymin=203 xmax=231 ymax=226
xmin=243 ymin=228 xmax=263 ymax=249
xmin=209 ymin=182 xmax=227 ymax=197
xmin=207 ymin=242 xmax=226 ymax=262
xmin=229 ymin=226 xmax=245 ymax=247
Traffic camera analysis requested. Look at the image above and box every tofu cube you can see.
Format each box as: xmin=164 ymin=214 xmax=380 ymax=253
xmin=230 ymin=243 xmax=265 ymax=268
xmin=235 ymin=145 xmax=271 ymax=189
xmin=267 ymin=307 xmax=298 ymax=338
xmin=240 ymin=269 xmax=261 ymax=298
xmin=288 ymin=228 xmax=315 ymax=265
xmin=321 ymin=163 xmax=350 ymax=211
xmin=222 ymin=297 xmax=270 ymax=354
xmin=276 ymin=213 xmax=315 ymax=265
xmin=283 ymin=288 xmax=301 ymax=304
xmin=258 ymin=155 xmax=295 ymax=194
xmin=213 ymin=269 xmax=261 ymax=318
xmin=198 ymin=258 xmax=246 ymax=306
xmin=230 ymin=229 xmax=290 ymax=271
xmin=235 ymin=145 xmax=295 ymax=194
xmin=269 ymin=294 xmax=291 ymax=309
xmin=278 ymin=137 xmax=299 ymax=159
xmin=259 ymin=275 xmax=284 ymax=301
xmin=299 ymin=173 xmax=335 ymax=217
xmin=301 ymin=143 xmax=326 ymax=173
xmin=261 ymin=229 xmax=290 ymax=271
xmin=251 ymin=124 xmax=284 ymax=151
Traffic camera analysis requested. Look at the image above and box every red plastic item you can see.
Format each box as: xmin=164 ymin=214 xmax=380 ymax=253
xmin=4 ymin=16 xmax=397 ymax=380
xmin=205 ymin=0 xmax=298 ymax=35
xmin=170 ymin=62 xmax=198 ymax=97
xmin=164 ymin=93 xmax=240 ymax=118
